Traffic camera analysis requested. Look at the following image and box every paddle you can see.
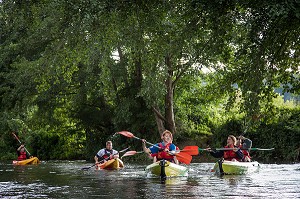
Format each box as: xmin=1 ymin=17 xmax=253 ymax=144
xmin=121 ymin=150 xmax=144 ymax=159
xmin=117 ymin=131 xmax=193 ymax=164
xmin=12 ymin=132 xmax=32 ymax=157
xmin=81 ymin=147 xmax=130 ymax=170
xmin=197 ymin=147 xmax=275 ymax=151
xmin=177 ymin=146 xmax=199 ymax=155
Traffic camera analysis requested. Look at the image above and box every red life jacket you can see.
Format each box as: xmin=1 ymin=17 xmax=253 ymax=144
xmin=239 ymin=144 xmax=251 ymax=160
xmin=151 ymin=143 xmax=176 ymax=161
xmin=102 ymin=149 xmax=113 ymax=160
xmin=17 ymin=151 xmax=27 ymax=161
xmin=223 ymin=145 xmax=239 ymax=161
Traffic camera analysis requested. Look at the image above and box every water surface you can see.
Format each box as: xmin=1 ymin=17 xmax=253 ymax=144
xmin=0 ymin=161 xmax=299 ymax=198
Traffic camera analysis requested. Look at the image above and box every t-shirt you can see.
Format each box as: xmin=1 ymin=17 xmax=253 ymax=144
xmin=96 ymin=148 xmax=118 ymax=158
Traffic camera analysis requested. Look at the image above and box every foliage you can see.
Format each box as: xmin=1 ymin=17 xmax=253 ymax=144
xmin=0 ymin=0 xmax=299 ymax=163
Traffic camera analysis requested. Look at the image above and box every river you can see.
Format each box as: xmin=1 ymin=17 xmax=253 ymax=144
xmin=0 ymin=161 xmax=299 ymax=198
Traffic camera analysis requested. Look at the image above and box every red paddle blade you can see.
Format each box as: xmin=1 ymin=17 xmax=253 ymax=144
xmin=121 ymin=151 xmax=138 ymax=158
xmin=118 ymin=131 xmax=134 ymax=138
xmin=181 ymin=146 xmax=199 ymax=156
xmin=175 ymin=152 xmax=192 ymax=165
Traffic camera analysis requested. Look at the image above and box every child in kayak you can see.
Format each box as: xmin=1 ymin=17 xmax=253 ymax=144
xmin=17 ymin=144 xmax=30 ymax=161
xmin=207 ymin=135 xmax=244 ymax=161
xmin=142 ymin=130 xmax=179 ymax=164
xmin=237 ymin=135 xmax=252 ymax=162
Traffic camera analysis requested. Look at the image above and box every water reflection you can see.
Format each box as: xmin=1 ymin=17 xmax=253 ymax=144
xmin=0 ymin=161 xmax=299 ymax=198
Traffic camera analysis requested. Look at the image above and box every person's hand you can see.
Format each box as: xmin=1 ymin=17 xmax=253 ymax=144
xmin=233 ymin=147 xmax=238 ymax=152
xmin=206 ymin=147 xmax=212 ymax=152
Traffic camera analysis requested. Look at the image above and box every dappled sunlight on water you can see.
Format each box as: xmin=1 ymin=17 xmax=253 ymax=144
xmin=0 ymin=161 xmax=299 ymax=198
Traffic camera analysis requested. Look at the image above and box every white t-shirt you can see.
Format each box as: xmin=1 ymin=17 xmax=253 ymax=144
xmin=96 ymin=148 xmax=118 ymax=158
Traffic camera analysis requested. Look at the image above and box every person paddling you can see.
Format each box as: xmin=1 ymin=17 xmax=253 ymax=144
xmin=142 ymin=130 xmax=179 ymax=164
xmin=17 ymin=144 xmax=30 ymax=161
xmin=207 ymin=135 xmax=244 ymax=161
xmin=94 ymin=141 xmax=119 ymax=164
xmin=237 ymin=135 xmax=252 ymax=162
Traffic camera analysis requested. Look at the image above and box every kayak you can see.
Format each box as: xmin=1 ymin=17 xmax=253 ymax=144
xmin=211 ymin=160 xmax=260 ymax=175
xmin=95 ymin=158 xmax=124 ymax=170
xmin=145 ymin=159 xmax=188 ymax=179
xmin=13 ymin=157 xmax=40 ymax=165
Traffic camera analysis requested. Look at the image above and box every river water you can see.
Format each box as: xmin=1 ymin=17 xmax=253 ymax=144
xmin=0 ymin=161 xmax=299 ymax=198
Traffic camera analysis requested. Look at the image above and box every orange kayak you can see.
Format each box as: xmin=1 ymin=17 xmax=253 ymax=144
xmin=95 ymin=158 xmax=124 ymax=170
xmin=13 ymin=157 xmax=40 ymax=165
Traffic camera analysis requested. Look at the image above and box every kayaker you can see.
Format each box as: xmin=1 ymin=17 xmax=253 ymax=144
xmin=142 ymin=130 xmax=179 ymax=164
xmin=237 ymin=135 xmax=252 ymax=162
xmin=17 ymin=144 xmax=29 ymax=161
xmin=94 ymin=141 xmax=119 ymax=164
xmin=207 ymin=135 xmax=244 ymax=161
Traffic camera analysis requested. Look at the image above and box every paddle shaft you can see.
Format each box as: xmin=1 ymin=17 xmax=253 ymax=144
xmin=199 ymin=147 xmax=274 ymax=151
xmin=133 ymin=136 xmax=160 ymax=149
xmin=12 ymin=132 xmax=32 ymax=156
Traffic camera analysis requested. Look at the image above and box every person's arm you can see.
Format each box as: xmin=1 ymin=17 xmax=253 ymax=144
xmin=94 ymin=155 xmax=99 ymax=163
xmin=168 ymin=144 xmax=179 ymax=164
xmin=26 ymin=153 xmax=30 ymax=159
xmin=94 ymin=149 xmax=104 ymax=163
xmin=209 ymin=150 xmax=224 ymax=158
xmin=234 ymin=147 xmax=244 ymax=160
xmin=111 ymin=149 xmax=119 ymax=159
xmin=17 ymin=145 xmax=24 ymax=151
xmin=142 ymin=139 xmax=151 ymax=155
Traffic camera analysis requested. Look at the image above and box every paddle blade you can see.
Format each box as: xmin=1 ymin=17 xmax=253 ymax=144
xmin=175 ymin=152 xmax=192 ymax=165
xmin=121 ymin=151 xmax=138 ymax=158
xmin=117 ymin=131 xmax=134 ymax=138
xmin=181 ymin=146 xmax=199 ymax=155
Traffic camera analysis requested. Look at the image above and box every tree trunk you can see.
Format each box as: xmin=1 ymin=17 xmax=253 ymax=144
xmin=152 ymin=106 xmax=165 ymax=136
xmin=164 ymin=55 xmax=176 ymax=134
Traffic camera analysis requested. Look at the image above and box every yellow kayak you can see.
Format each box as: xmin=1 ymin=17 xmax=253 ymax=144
xmin=145 ymin=159 xmax=188 ymax=178
xmin=13 ymin=157 xmax=40 ymax=165
xmin=95 ymin=158 xmax=124 ymax=170
xmin=211 ymin=160 xmax=260 ymax=175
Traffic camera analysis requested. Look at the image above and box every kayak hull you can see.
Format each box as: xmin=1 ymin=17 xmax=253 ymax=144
xmin=13 ymin=157 xmax=40 ymax=165
xmin=212 ymin=160 xmax=260 ymax=175
xmin=96 ymin=158 xmax=124 ymax=170
xmin=145 ymin=160 xmax=188 ymax=178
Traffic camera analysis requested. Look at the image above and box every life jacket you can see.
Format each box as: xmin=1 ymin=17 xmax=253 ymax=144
xmin=17 ymin=151 xmax=27 ymax=161
xmin=101 ymin=149 xmax=113 ymax=160
xmin=239 ymin=144 xmax=251 ymax=161
xmin=151 ymin=142 xmax=177 ymax=161
xmin=223 ymin=145 xmax=239 ymax=161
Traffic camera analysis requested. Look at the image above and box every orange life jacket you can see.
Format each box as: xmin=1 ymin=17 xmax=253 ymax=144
xmin=17 ymin=151 xmax=27 ymax=161
xmin=223 ymin=145 xmax=239 ymax=161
